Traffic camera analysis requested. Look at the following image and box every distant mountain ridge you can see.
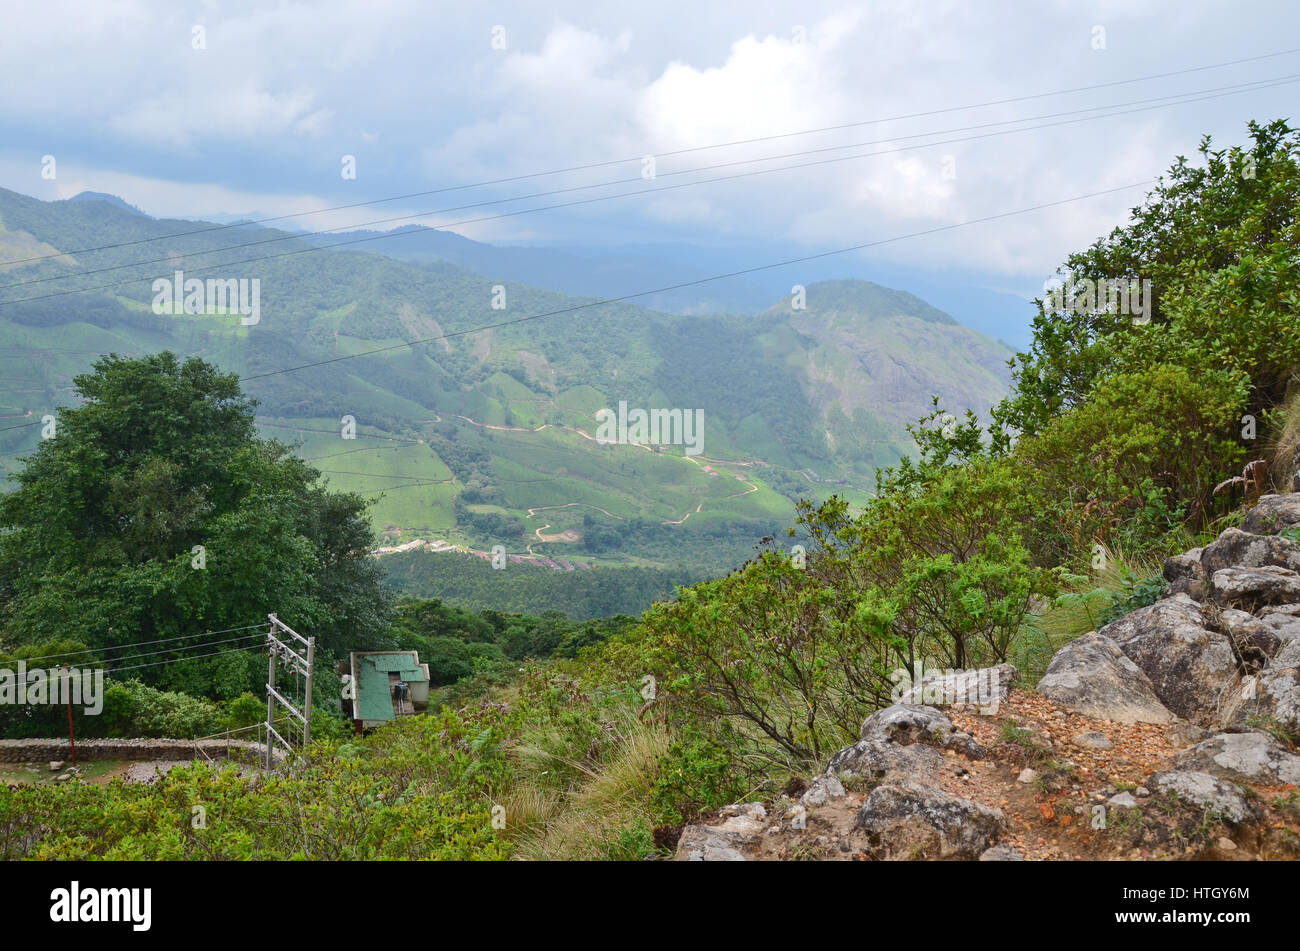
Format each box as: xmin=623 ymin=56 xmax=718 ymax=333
xmin=65 ymin=191 xmax=149 ymax=216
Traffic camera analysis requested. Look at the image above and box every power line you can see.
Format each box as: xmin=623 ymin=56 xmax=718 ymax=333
xmin=257 ymin=421 xmax=424 ymax=443
xmin=101 ymin=641 xmax=267 ymax=676
xmin=4 ymin=44 xmax=1297 ymax=269
xmin=3 ymin=71 xmax=1292 ymax=294
xmin=0 ymin=74 xmax=1289 ymax=314
xmin=316 ymin=468 xmax=452 ymax=480
xmin=7 ymin=623 xmax=267 ymax=661
xmin=0 ymin=419 xmax=41 ymax=435
xmin=301 ymin=444 xmax=409 ymax=461
xmin=57 ymin=632 xmax=267 ymax=667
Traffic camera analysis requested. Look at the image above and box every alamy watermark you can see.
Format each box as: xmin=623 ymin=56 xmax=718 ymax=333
xmin=0 ymin=663 xmax=104 ymax=715
xmin=152 ymin=270 xmax=260 ymax=325
xmin=1043 ymin=276 xmax=1152 ymax=325
xmin=594 ymin=401 xmax=704 ymax=456
xmin=889 ymin=660 xmax=1004 ymax=714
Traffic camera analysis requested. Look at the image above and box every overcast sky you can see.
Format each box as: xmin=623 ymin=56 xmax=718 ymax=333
xmin=0 ymin=0 xmax=1296 ymax=295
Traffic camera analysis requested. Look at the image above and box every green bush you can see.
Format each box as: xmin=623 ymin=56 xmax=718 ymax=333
xmin=1014 ymin=363 xmax=1247 ymax=563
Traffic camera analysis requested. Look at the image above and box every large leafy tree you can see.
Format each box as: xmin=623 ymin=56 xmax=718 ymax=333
xmin=0 ymin=352 xmax=393 ymax=687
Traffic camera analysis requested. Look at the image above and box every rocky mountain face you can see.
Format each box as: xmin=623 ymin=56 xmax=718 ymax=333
xmin=674 ymin=494 xmax=1300 ymax=861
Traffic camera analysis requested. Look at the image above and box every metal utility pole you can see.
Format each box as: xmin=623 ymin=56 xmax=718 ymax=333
xmin=263 ymin=614 xmax=314 ymax=770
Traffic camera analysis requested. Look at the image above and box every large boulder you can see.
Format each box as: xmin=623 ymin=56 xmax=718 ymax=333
xmin=1200 ymin=527 xmax=1300 ymax=576
xmin=1242 ymin=494 xmax=1300 ymax=536
xmin=1148 ymin=771 xmax=1252 ymax=824
xmin=856 ymin=782 xmax=1006 ymax=860
xmin=674 ymin=803 xmax=767 ymax=861
xmin=1173 ymin=732 xmax=1300 ymax=786
xmin=1099 ymin=595 xmax=1240 ymax=727
xmin=1036 ymin=631 xmax=1175 ymax=724
xmin=1211 ymin=566 xmax=1300 ymax=612
xmin=895 ymin=663 xmax=1017 ymax=713
xmin=826 ymin=704 xmax=981 ymax=783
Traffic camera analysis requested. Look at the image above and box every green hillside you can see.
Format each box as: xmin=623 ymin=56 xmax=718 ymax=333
xmin=0 ymin=188 xmax=1013 ymax=573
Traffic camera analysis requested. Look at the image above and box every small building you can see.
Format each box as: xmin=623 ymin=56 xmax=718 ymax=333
xmin=339 ymin=651 xmax=431 ymax=732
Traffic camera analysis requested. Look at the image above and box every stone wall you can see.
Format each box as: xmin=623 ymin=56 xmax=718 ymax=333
xmin=0 ymin=737 xmax=267 ymax=765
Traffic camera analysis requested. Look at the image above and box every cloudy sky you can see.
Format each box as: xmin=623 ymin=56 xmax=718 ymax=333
xmin=0 ymin=0 xmax=1296 ymax=296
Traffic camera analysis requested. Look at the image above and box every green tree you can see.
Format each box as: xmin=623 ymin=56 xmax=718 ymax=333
xmin=0 ymin=352 xmax=393 ymax=692
xmin=999 ymin=119 xmax=1300 ymax=440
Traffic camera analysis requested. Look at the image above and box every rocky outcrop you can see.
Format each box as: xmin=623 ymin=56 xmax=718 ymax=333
xmin=856 ymin=781 xmax=1006 ymax=860
xmin=674 ymin=496 xmax=1300 ymax=862
xmin=1078 ymin=503 xmax=1300 ymax=736
xmin=1036 ymin=632 xmax=1175 ymax=723
xmin=1098 ymin=595 xmax=1240 ymax=727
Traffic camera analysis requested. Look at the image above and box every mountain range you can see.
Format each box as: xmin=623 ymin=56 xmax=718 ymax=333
xmin=0 ymin=188 xmax=1016 ymax=572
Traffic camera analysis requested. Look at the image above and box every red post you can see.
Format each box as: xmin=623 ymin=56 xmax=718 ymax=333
xmin=62 ymin=665 xmax=76 ymax=768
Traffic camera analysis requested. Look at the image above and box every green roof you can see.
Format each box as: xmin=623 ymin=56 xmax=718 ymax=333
xmin=356 ymin=657 xmax=394 ymax=722
xmin=352 ymin=652 xmax=427 ymax=722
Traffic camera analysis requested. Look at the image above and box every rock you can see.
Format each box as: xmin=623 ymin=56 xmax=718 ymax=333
xmin=1164 ymin=720 xmax=1209 ymax=748
xmin=1242 ymin=493 xmax=1300 ymax=535
xmin=1260 ymin=612 xmax=1300 ymax=648
xmin=799 ymin=774 xmax=846 ymax=809
xmin=1036 ymin=631 xmax=1175 ymax=724
xmin=1135 ymin=786 xmax=1151 ymax=797
xmin=856 ymin=781 xmax=1006 ymax=860
xmin=1108 ymin=791 xmax=1139 ymax=809
xmin=55 ymin=773 xmax=70 ymax=782
xmin=1277 ymin=640 xmax=1300 ymax=668
xmin=860 ymin=703 xmax=968 ymax=748
xmin=826 ymin=736 xmax=944 ymax=785
xmin=1017 ymin=768 xmax=1038 ymax=784
xmin=1247 ymin=664 xmax=1300 ymax=733
xmin=1173 ymin=732 xmax=1300 ymax=786
xmin=1200 ymin=527 xmax=1300 ymax=576
xmin=828 ymin=704 xmax=982 ymax=782
xmin=896 ymin=663 xmax=1018 ymax=712
xmin=675 ymin=802 xmax=767 ymax=861
xmin=1100 ymin=595 xmax=1239 ymax=727
xmin=1148 ymin=771 xmax=1252 ymax=824
xmin=1164 ymin=549 xmax=1207 ymax=600
xmin=1220 ymin=608 xmax=1284 ymax=664
xmin=1211 ymin=566 xmax=1300 ymax=612
xmin=1260 ymin=603 xmax=1300 ymax=619
xmin=1072 ymin=731 xmax=1114 ymax=750
xmin=978 ymin=844 xmax=1025 ymax=861
xmin=1216 ymin=837 xmax=1238 ymax=851
xmin=48 ymin=761 xmax=63 ymax=772
xmin=718 ymin=802 xmax=766 ymax=819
